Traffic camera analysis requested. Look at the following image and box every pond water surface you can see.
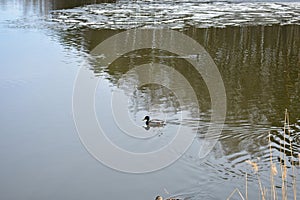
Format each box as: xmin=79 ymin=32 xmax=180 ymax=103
xmin=0 ymin=0 xmax=300 ymax=199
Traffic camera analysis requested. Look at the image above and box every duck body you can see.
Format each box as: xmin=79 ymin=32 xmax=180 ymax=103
xmin=143 ymin=116 xmax=166 ymax=127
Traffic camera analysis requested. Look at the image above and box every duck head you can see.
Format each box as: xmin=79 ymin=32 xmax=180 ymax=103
xmin=155 ymin=196 xmax=163 ymax=200
xmin=143 ymin=116 xmax=150 ymax=122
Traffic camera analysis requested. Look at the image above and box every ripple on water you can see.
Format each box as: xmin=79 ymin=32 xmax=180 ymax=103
xmin=270 ymin=123 xmax=300 ymax=166
xmin=174 ymin=116 xmax=299 ymax=195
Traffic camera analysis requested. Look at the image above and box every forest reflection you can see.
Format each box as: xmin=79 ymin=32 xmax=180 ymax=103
xmin=83 ymin=25 xmax=300 ymax=162
xmin=184 ymin=25 xmax=300 ymax=125
xmin=85 ymin=25 xmax=300 ymax=124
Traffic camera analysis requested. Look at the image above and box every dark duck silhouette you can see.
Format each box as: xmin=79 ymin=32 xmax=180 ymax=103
xmin=143 ymin=116 xmax=166 ymax=127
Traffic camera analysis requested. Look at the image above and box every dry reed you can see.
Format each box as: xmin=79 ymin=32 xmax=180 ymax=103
xmin=227 ymin=109 xmax=299 ymax=200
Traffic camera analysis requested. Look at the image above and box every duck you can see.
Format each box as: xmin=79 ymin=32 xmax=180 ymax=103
xmin=155 ymin=196 xmax=181 ymax=200
xmin=143 ymin=116 xmax=166 ymax=127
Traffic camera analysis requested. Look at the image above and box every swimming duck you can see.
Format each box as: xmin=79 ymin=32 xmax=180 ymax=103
xmin=143 ymin=116 xmax=166 ymax=127
xmin=155 ymin=196 xmax=181 ymax=200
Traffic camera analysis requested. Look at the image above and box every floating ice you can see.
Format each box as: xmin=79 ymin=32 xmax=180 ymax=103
xmin=49 ymin=0 xmax=300 ymax=29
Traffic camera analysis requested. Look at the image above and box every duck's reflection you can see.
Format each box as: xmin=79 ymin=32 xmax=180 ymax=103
xmin=143 ymin=125 xmax=151 ymax=131
xmin=143 ymin=125 xmax=164 ymax=138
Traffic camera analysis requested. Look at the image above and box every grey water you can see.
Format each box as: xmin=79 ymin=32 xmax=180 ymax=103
xmin=0 ymin=0 xmax=300 ymax=199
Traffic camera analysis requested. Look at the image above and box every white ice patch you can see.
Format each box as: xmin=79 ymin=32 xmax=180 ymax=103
xmin=49 ymin=0 xmax=300 ymax=29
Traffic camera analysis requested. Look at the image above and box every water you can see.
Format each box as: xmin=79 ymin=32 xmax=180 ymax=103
xmin=0 ymin=0 xmax=299 ymax=199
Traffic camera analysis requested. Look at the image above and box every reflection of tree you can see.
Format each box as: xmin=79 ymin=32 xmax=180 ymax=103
xmin=129 ymin=84 xmax=181 ymax=116
xmin=93 ymin=48 xmax=212 ymax=116
xmin=106 ymin=53 xmax=208 ymax=121
xmin=53 ymin=22 xmax=300 ymax=159
xmin=182 ymin=25 xmax=300 ymax=159
xmin=185 ymin=25 xmax=300 ymax=123
xmin=88 ymin=25 xmax=300 ymax=122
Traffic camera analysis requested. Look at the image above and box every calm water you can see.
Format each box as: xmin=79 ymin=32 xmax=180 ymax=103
xmin=0 ymin=0 xmax=300 ymax=199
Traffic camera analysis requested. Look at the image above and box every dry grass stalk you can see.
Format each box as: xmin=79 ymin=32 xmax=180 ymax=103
xmin=246 ymin=160 xmax=258 ymax=173
xmin=258 ymin=175 xmax=266 ymax=200
xmin=271 ymin=164 xmax=278 ymax=176
xmin=295 ymin=153 xmax=300 ymax=200
xmin=245 ymin=173 xmax=248 ymax=200
xmin=229 ymin=110 xmax=298 ymax=200
xmin=286 ymin=110 xmax=297 ymax=200
xmin=245 ymin=160 xmax=265 ymax=199
xmin=294 ymin=151 xmax=300 ymax=200
xmin=269 ymin=131 xmax=277 ymax=200
xmin=263 ymin=187 xmax=267 ymax=200
xmin=282 ymin=165 xmax=287 ymax=180
xmin=280 ymin=109 xmax=288 ymax=200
